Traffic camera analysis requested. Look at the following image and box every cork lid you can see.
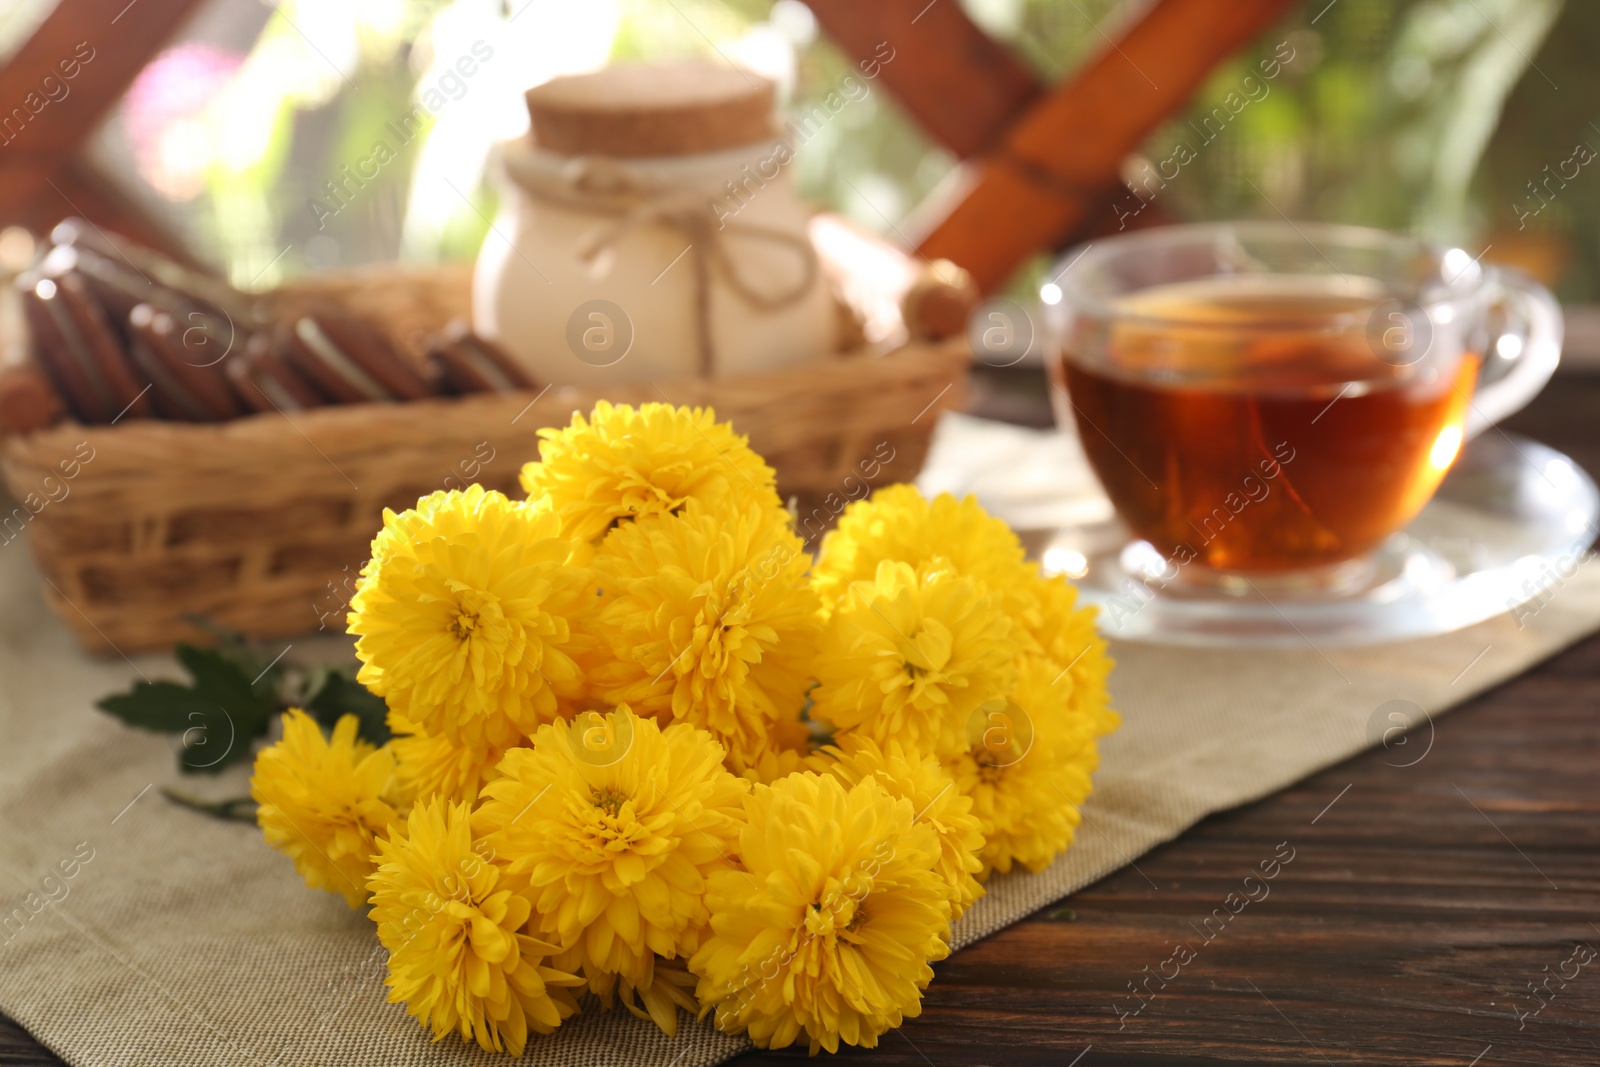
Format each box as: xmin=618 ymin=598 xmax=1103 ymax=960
xmin=525 ymin=62 xmax=775 ymax=158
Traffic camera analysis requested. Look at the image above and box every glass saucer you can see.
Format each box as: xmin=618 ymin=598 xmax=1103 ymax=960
xmin=1041 ymin=432 xmax=1598 ymax=647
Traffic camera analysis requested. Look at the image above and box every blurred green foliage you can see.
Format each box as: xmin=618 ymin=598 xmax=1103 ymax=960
xmin=984 ymin=0 xmax=1573 ymax=297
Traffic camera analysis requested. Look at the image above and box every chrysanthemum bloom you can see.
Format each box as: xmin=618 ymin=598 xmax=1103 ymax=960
xmin=386 ymin=712 xmax=509 ymax=808
xmin=348 ymin=485 xmax=593 ymax=755
xmin=691 ymin=772 xmax=952 ymax=1054
xmin=811 ymin=485 xmax=1040 ymax=622
xmin=811 ymin=559 xmax=1017 ymax=760
xmin=587 ymin=501 xmax=822 ymax=772
xmin=361 ymin=488 xmax=454 ymax=575
xmin=475 ymin=709 xmax=750 ymax=1034
xmin=1025 ymin=571 xmax=1114 ymax=719
xmin=369 ymin=798 xmax=582 ymax=1054
xmin=947 ymin=655 xmax=1120 ymax=876
xmin=818 ymin=735 xmax=985 ymax=918
xmin=737 ymin=711 xmax=813 ymax=785
xmin=251 ymin=709 xmax=397 ymax=908
xmin=520 ymin=401 xmax=784 ymax=543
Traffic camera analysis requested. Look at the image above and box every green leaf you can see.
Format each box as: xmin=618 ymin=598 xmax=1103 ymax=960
xmin=98 ymin=682 xmax=218 ymax=734
xmin=305 ymin=669 xmax=392 ymax=746
xmin=179 ymin=615 xmax=283 ymax=703
xmin=96 ymin=644 xmax=281 ymax=774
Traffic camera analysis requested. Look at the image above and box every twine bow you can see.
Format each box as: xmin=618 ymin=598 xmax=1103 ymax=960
xmin=505 ymin=153 xmax=819 ymax=377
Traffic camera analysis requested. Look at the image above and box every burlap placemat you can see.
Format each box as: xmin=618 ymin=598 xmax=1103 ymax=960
xmin=3 ymin=419 xmax=1598 ymax=1067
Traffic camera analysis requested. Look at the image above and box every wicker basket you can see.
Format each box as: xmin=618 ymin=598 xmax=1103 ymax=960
xmin=1 ymin=265 xmax=967 ymax=654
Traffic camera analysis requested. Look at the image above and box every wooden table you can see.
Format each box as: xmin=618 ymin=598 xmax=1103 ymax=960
xmin=4 ymin=366 xmax=1597 ymax=1067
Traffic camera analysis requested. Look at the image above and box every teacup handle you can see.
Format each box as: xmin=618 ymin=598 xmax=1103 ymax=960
xmin=1466 ymin=267 xmax=1563 ymax=438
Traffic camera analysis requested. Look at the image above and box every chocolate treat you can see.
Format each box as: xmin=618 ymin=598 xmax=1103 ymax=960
xmin=52 ymin=272 xmax=154 ymax=421
xmin=280 ymin=310 xmax=430 ymax=403
xmin=0 ymin=285 xmax=63 ymax=434
xmin=50 ymin=217 xmax=259 ymax=326
xmin=20 ymin=278 xmax=118 ymax=422
xmin=427 ymin=319 xmax=538 ymax=394
xmin=40 ymin=244 xmax=152 ymax=325
xmin=0 ymin=363 xmax=61 ymax=434
xmin=126 ymin=344 xmax=202 ymax=420
xmin=42 ymin=244 xmax=247 ymax=362
xmin=126 ymin=304 xmax=245 ymax=421
xmin=125 ymin=331 xmax=210 ymax=421
xmin=228 ymin=332 xmax=328 ymax=413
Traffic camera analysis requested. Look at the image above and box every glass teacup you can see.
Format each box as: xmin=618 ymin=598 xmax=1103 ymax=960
xmin=1042 ymin=222 xmax=1562 ymax=592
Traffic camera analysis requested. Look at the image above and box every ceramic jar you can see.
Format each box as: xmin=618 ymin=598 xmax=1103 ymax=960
xmin=473 ymin=63 xmax=833 ymax=386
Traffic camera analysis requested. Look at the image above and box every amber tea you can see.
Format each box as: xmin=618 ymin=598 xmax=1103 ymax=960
xmin=1052 ymin=275 xmax=1479 ymax=573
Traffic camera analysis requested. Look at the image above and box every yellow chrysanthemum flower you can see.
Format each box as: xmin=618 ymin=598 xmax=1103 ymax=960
xmin=949 ymin=656 xmax=1120 ymax=876
xmin=587 ymin=501 xmax=822 ymax=773
xmin=361 ymin=488 xmax=456 ymax=576
xmin=811 ymin=559 xmax=1017 ymax=760
xmin=250 ymin=709 xmax=397 ymax=908
xmin=811 ymin=485 xmax=1039 ymax=620
xmin=385 ymin=712 xmax=510 ymax=809
xmin=691 ymin=772 xmax=952 ymax=1054
xmin=476 ymin=709 xmax=750 ymax=1034
xmin=737 ymin=711 xmax=814 ymax=785
xmin=369 ymin=798 xmax=583 ymax=1055
xmin=619 ymin=960 xmax=701 ymax=1035
xmin=348 ymin=485 xmax=593 ymax=755
xmin=520 ymin=401 xmax=783 ymax=543
xmin=1026 ymin=570 xmax=1114 ymax=719
xmin=819 ymin=735 xmax=985 ymax=918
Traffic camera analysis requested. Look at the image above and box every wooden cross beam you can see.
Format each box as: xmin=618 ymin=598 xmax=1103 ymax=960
xmin=0 ymin=0 xmax=209 ymax=260
xmin=807 ymin=0 xmax=1298 ymax=293
xmin=801 ymin=0 xmax=1043 ymax=160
